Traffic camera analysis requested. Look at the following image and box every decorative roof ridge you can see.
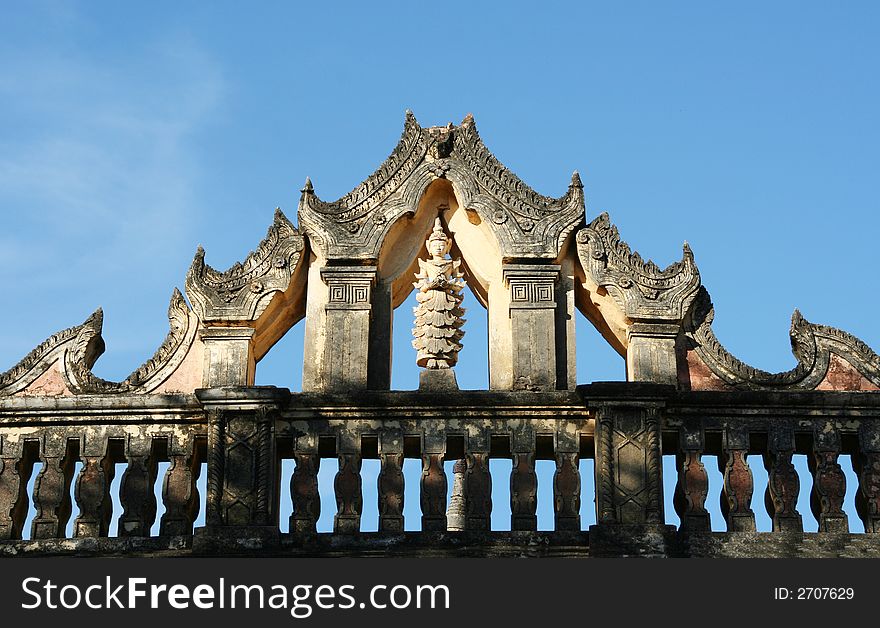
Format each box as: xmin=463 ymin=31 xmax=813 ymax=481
xmin=65 ymin=288 xmax=198 ymax=394
xmin=453 ymin=114 xmax=584 ymax=224
xmin=299 ymin=110 xmax=431 ymax=223
xmin=575 ymin=212 xmax=700 ymax=320
xmin=685 ymin=287 xmax=880 ymax=390
xmin=185 ymin=209 xmax=304 ymax=321
xmin=0 ymin=309 xmax=103 ymax=396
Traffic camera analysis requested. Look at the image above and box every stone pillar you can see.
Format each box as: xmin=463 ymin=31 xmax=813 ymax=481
xmin=593 ymin=400 xmax=664 ymax=524
xmin=200 ymin=327 xmax=256 ymax=387
xmin=626 ymin=322 xmax=679 ymax=385
xmin=586 ymin=383 xmax=675 ymax=557
xmin=320 ymin=266 xmax=377 ymax=391
xmin=502 ymin=264 xmax=560 ymax=391
xmin=195 ymin=387 xmax=289 ymax=544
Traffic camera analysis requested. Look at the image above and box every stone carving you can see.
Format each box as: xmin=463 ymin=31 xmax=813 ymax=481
xmin=411 ymin=218 xmax=466 ymax=370
xmin=299 ymin=111 xmax=585 ymax=260
xmin=421 ymin=453 xmax=447 ymax=531
xmin=685 ymin=287 xmax=880 ymax=390
xmin=299 ymin=111 xmax=432 ymax=259
xmin=290 ymin=453 xmax=321 ymax=535
xmin=811 ymin=421 xmax=848 ymax=532
xmin=575 ymin=212 xmax=701 ymax=322
xmin=766 ymin=424 xmax=803 ymax=532
xmin=0 ymin=287 xmax=197 ymax=397
xmin=451 ymin=115 xmax=585 ymax=258
xmin=0 ymin=310 xmax=101 ymax=396
xmin=378 ymin=452 xmax=404 ymax=532
xmin=186 ymin=208 xmax=304 ymax=322
xmin=64 ymin=289 xmax=198 ymax=394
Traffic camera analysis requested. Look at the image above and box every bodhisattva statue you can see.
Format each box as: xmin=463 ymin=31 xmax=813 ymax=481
xmin=412 ymin=218 xmax=466 ymax=390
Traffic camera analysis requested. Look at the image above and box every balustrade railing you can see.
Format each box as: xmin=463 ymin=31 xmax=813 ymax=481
xmin=1 ymin=385 xmax=879 ymax=556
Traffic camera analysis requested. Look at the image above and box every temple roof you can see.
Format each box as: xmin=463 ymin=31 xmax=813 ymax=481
xmin=298 ymin=111 xmax=585 ymax=259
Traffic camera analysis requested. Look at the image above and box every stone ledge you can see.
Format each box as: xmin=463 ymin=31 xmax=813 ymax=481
xmin=4 ymin=530 xmax=879 ymax=558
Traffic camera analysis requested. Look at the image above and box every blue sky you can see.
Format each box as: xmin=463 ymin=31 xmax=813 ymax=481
xmin=2 ymin=2 xmax=878 ymax=533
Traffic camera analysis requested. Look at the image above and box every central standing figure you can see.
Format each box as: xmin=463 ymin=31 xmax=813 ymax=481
xmin=412 ymin=217 xmax=466 ymax=371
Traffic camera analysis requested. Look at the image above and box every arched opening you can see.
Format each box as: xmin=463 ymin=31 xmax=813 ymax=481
xmin=374 ymin=178 xmax=500 ymax=391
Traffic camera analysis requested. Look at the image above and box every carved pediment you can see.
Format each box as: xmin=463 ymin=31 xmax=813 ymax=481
xmin=0 ymin=289 xmax=199 ymax=396
xmin=298 ymin=111 xmax=585 ymax=260
xmin=576 ymin=212 xmax=701 ymax=322
xmin=450 ymin=114 xmax=585 ymax=259
xmin=186 ymin=209 xmax=304 ymax=322
xmin=685 ymin=287 xmax=880 ymax=390
xmin=0 ymin=309 xmax=102 ymax=396
xmin=298 ymin=111 xmax=433 ymax=259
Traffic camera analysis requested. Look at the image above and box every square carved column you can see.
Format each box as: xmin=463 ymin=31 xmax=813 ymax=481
xmin=594 ymin=401 xmax=664 ymax=525
xmin=502 ymin=264 xmax=560 ymax=391
xmin=626 ymin=322 xmax=679 ymax=385
xmin=320 ymin=266 xmax=377 ymax=391
xmin=200 ymin=327 xmax=256 ymax=387
xmin=195 ymin=386 xmax=289 ymax=541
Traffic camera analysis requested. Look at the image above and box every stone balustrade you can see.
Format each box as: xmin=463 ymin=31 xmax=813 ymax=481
xmin=1 ymin=385 xmax=879 ymax=557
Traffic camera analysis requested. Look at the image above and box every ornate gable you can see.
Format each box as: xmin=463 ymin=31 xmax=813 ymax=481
xmin=298 ymin=111 xmax=585 ymax=260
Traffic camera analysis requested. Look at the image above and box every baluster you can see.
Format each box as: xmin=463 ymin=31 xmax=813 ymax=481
xmin=118 ymin=437 xmax=158 ymax=537
xmin=378 ymin=453 xmax=404 ymax=533
xmin=674 ymin=423 xmax=710 ymax=531
xmin=510 ymin=428 xmax=537 ymax=531
xmin=463 ymin=428 xmax=491 ymax=531
xmin=554 ymin=452 xmax=581 ymax=531
xmin=465 ymin=452 xmax=491 ymax=531
xmin=334 ymin=452 xmax=362 ymax=533
xmin=720 ymin=424 xmax=755 ymax=532
xmin=160 ymin=437 xmax=199 ymax=536
xmin=857 ymin=422 xmax=880 ymax=533
xmin=0 ymin=438 xmax=37 ymax=540
xmin=74 ymin=441 xmax=115 ymax=538
xmin=421 ymin=453 xmax=447 ymax=531
xmin=31 ymin=437 xmax=74 ymax=539
xmin=510 ymin=452 xmax=538 ymax=531
xmin=764 ymin=423 xmax=802 ymax=532
xmin=377 ymin=429 xmax=404 ymax=533
xmin=291 ymin=452 xmax=321 ymax=535
xmin=810 ymin=421 xmax=848 ymax=532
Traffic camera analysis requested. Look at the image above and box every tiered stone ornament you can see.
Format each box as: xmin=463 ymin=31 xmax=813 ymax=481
xmin=412 ymin=218 xmax=466 ymax=390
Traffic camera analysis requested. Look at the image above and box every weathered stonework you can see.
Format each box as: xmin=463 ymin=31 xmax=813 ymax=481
xmin=682 ymin=287 xmax=880 ymax=391
xmin=1 ymin=112 xmax=879 ymax=558
xmin=186 ymin=209 xmax=304 ymax=323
